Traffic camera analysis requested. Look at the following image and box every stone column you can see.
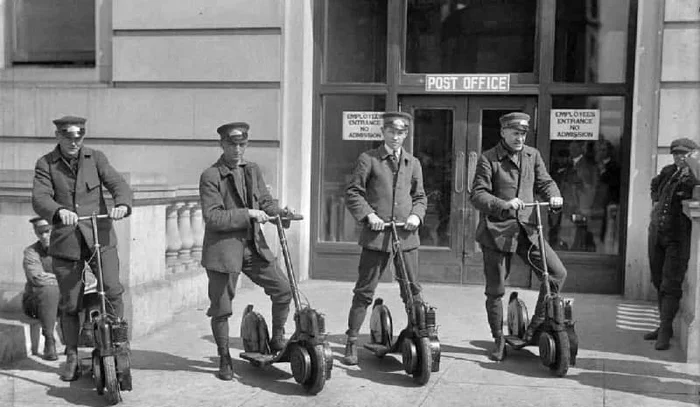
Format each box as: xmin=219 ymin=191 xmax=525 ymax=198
xmin=165 ymin=203 xmax=182 ymax=268
xmin=679 ymin=186 xmax=700 ymax=363
xmin=177 ymin=201 xmax=194 ymax=260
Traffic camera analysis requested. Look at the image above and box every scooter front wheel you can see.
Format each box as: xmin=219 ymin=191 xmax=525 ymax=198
xmin=550 ymin=330 xmax=571 ymax=377
xmin=302 ymin=344 xmax=326 ymax=395
xmin=412 ymin=337 xmax=432 ymax=385
xmin=92 ymin=349 xmax=104 ymax=395
xmin=103 ymin=356 xmax=122 ymax=405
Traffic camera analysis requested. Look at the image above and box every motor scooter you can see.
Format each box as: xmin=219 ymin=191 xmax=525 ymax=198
xmin=363 ymin=221 xmax=440 ymax=385
xmin=78 ymin=213 xmax=132 ymax=405
xmin=503 ymin=202 xmax=579 ymax=377
xmin=239 ymin=214 xmax=333 ymax=395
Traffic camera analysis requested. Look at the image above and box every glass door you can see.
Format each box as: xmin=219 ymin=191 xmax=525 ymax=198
xmin=401 ymin=96 xmax=467 ymax=284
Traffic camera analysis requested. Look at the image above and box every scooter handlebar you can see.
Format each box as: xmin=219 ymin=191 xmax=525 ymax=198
xmin=77 ymin=214 xmax=111 ymax=221
xmin=383 ymin=222 xmax=406 ymax=228
xmin=522 ymin=202 xmax=550 ymax=208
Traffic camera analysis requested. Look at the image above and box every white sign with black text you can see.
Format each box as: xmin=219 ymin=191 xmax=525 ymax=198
xmin=550 ymin=109 xmax=600 ymax=140
xmin=342 ymin=111 xmax=384 ymax=141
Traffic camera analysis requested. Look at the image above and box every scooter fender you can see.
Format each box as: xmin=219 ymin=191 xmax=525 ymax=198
xmin=95 ymin=319 xmax=113 ymax=354
xmin=428 ymin=337 xmax=441 ymax=372
xmin=545 ymin=295 xmax=566 ymax=331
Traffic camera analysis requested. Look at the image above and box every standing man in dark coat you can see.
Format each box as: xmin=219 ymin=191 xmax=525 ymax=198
xmin=199 ymin=122 xmax=292 ymax=381
xmin=22 ymin=217 xmax=59 ymax=361
xmin=341 ymin=111 xmax=428 ymax=365
xmin=470 ymin=112 xmax=567 ymax=361
xmin=645 ymin=137 xmax=699 ymax=350
xmin=32 ymin=116 xmax=132 ymax=381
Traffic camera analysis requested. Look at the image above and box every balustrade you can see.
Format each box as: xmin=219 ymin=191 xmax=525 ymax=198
xmin=164 ymin=196 xmax=204 ymax=272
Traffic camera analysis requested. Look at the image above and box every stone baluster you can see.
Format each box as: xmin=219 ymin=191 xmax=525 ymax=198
xmin=165 ymin=203 xmax=182 ymax=268
xmin=191 ymin=203 xmax=204 ymax=260
xmin=177 ymin=201 xmax=194 ymax=260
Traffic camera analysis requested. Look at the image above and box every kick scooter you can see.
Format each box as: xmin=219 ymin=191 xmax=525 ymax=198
xmin=239 ymin=214 xmax=333 ymax=395
xmin=503 ymin=202 xmax=579 ymax=377
xmin=78 ymin=213 xmax=132 ymax=405
xmin=363 ymin=221 xmax=441 ymax=385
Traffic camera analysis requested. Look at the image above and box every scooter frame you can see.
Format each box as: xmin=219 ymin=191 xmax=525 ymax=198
xmin=364 ymin=221 xmax=440 ymax=385
xmin=503 ymin=202 xmax=579 ymax=377
xmin=78 ymin=213 xmax=132 ymax=405
xmin=239 ymin=214 xmax=333 ymax=395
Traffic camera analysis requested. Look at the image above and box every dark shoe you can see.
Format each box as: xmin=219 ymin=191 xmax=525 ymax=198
xmin=217 ymin=353 xmax=233 ymax=381
xmin=269 ymin=334 xmax=287 ymax=353
xmin=489 ymin=335 xmax=506 ymax=361
xmin=523 ymin=318 xmax=544 ymax=344
xmin=43 ymin=337 xmax=58 ymax=361
xmin=655 ymin=325 xmax=673 ymax=350
xmin=60 ymin=350 xmax=80 ymax=381
xmin=643 ymin=327 xmax=659 ymax=340
xmin=341 ymin=337 xmax=358 ymax=366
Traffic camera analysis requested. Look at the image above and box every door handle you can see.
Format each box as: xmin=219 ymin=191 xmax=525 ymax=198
xmin=454 ymin=151 xmax=465 ymax=193
xmin=466 ymin=151 xmax=478 ymax=194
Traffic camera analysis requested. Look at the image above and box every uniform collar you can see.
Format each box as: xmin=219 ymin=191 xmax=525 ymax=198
xmin=48 ymin=145 xmax=93 ymax=163
xmin=495 ymin=141 xmax=531 ymax=161
xmin=216 ymin=156 xmax=248 ymax=177
xmin=377 ymin=145 xmax=413 ymax=164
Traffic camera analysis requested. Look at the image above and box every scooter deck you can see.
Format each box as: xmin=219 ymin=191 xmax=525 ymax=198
xmin=363 ymin=343 xmax=393 ymax=357
xmin=240 ymin=352 xmax=282 ymax=366
xmin=504 ymin=335 xmax=531 ymax=350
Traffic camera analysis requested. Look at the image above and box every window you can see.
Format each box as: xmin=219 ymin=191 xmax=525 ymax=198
xmin=325 ymin=0 xmax=387 ymax=83
xmin=11 ymin=0 xmax=95 ymax=66
xmin=406 ymin=0 xmax=537 ymax=74
xmin=548 ymin=96 xmax=625 ymax=255
xmin=554 ymin=0 xmax=630 ymax=83
xmin=320 ymin=95 xmax=386 ymax=242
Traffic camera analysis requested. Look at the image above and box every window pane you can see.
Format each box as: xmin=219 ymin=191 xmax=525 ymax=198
xmin=326 ymin=0 xmax=387 ymax=82
xmin=321 ymin=95 xmax=386 ymax=242
xmin=13 ymin=0 xmax=95 ymax=65
xmin=413 ymin=109 xmax=453 ymax=247
xmin=554 ymin=0 xmax=630 ymax=83
xmin=548 ymin=96 xmax=625 ymax=255
xmin=406 ymin=0 xmax=536 ymax=74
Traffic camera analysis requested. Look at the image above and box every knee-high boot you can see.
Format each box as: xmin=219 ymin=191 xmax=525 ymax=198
xmin=486 ymin=297 xmax=505 ymax=361
xmin=211 ymin=317 xmax=233 ymax=380
xmin=655 ymin=296 xmax=679 ymax=351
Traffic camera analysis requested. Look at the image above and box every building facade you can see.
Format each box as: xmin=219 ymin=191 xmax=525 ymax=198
xmin=0 ymin=0 xmax=698 ymax=304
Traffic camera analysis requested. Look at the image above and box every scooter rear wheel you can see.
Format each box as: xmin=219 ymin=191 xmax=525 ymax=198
xmin=550 ymin=330 xmax=571 ymax=377
xmin=92 ymin=349 xmax=104 ymax=395
xmin=302 ymin=344 xmax=327 ymax=395
xmin=412 ymin=337 xmax=432 ymax=385
xmin=103 ymin=356 xmax=122 ymax=405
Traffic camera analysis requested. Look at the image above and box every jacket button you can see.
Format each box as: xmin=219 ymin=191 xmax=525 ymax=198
xmin=75 ymin=204 xmax=80 ymax=208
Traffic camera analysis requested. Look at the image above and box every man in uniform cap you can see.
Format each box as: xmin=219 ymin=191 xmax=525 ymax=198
xmin=199 ymin=121 xmax=293 ymax=380
xmin=342 ymin=111 xmax=428 ymax=365
xmin=21 ymin=216 xmax=59 ymax=360
xmin=645 ymin=137 xmax=699 ymax=350
xmin=471 ymin=111 xmax=568 ymax=361
xmin=32 ymin=115 xmax=132 ymax=381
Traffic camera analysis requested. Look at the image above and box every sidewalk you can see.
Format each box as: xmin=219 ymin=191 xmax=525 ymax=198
xmin=1 ymin=280 xmax=698 ymax=407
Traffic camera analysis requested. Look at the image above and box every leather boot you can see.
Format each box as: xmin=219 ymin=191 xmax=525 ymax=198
xmin=655 ymin=296 xmax=679 ymax=351
xmin=489 ymin=333 xmax=506 ymax=362
xmin=60 ymin=347 xmax=80 ymax=381
xmin=644 ymin=293 xmax=663 ymax=340
xmin=217 ymin=348 xmax=233 ymax=381
xmin=42 ymin=332 xmax=58 ymax=361
xmin=342 ymin=336 xmax=358 ymax=366
xmin=269 ymin=326 xmax=287 ymax=353
xmin=523 ymin=297 xmax=546 ymax=344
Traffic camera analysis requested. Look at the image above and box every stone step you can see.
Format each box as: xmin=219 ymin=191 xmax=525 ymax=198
xmin=0 ymin=312 xmax=63 ymax=365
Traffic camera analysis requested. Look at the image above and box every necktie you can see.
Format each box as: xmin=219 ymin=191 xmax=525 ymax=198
xmin=389 ymin=154 xmax=398 ymax=172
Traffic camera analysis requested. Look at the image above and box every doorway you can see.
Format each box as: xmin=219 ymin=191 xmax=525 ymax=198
xmin=401 ymin=96 xmax=536 ymax=287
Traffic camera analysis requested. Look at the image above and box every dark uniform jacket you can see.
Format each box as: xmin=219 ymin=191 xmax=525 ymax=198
xmin=345 ymin=146 xmax=427 ymax=252
xmin=650 ymin=164 xmax=698 ymax=236
xmin=199 ymin=157 xmax=282 ymax=274
xmin=471 ymin=142 xmax=561 ymax=253
xmin=32 ymin=146 xmax=132 ymax=260
xmin=23 ymin=241 xmax=55 ymax=291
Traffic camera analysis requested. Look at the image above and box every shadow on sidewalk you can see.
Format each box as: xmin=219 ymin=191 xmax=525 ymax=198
xmin=463 ymin=339 xmax=700 ymax=405
xmin=0 ymin=357 xmax=107 ymax=407
xmin=327 ymin=333 xmax=433 ymax=388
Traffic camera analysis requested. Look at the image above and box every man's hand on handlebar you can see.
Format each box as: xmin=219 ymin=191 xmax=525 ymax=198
xmin=366 ymin=212 xmax=384 ymax=231
xmin=110 ymin=205 xmax=128 ymax=220
xmin=58 ymin=209 xmax=79 ymax=225
xmin=549 ymin=197 xmax=563 ymax=209
xmin=505 ymin=198 xmax=525 ymax=211
xmin=404 ymin=214 xmax=420 ymax=231
xmin=248 ymin=209 xmax=270 ymax=223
